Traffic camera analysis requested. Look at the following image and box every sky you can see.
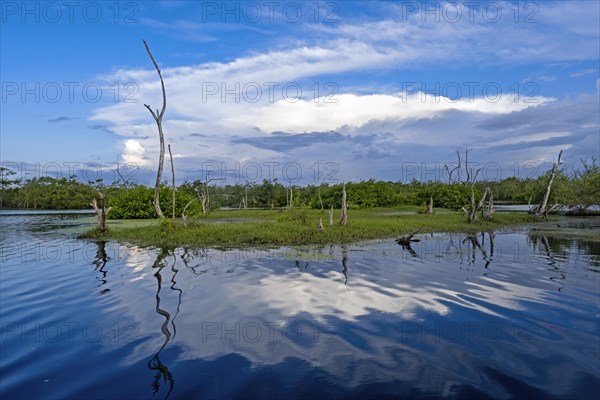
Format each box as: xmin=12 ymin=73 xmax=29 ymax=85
xmin=1 ymin=0 xmax=599 ymax=186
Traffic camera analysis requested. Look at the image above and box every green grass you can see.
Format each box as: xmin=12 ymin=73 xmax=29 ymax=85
xmin=79 ymin=208 xmax=535 ymax=248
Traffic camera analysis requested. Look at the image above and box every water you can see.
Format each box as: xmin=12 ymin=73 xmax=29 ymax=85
xmin=1 ymin=213 xmax=599 ymax=399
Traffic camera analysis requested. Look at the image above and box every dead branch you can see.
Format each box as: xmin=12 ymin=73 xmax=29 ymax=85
xmin=115 ymin=156 xmax=130 ymax=188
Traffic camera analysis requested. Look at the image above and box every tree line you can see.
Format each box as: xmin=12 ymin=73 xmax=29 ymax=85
xmin=1 ymin=160 xmax=598 ymax=217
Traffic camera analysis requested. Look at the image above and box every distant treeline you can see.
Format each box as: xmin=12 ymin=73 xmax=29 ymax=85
xmin=1 ymin=162 xmax=598 ymax=218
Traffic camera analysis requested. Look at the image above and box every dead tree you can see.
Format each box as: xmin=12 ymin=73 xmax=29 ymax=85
xmin=426 ymin=196 xmax=434 ymax=214
xmin=143 ymin=39 xmax=167 ymax=219
xmin=460 ymin=167 xmax=490 ymax=223
xmin=287 ymin=186 xmax=294 ymax=209
xmin=445 ymin=149 xmax=463 ymax=183
xmin=90 ymin=191 xmax=112 ymax=232
xmin=181 ymin=198 xmax=198 ymax=227
xmin=318 ymin=187 xmax=324 ymax=210
xmin=339 ymin=183 xmax=348 ymax=226
xmin=532 ymin=150 xmax=563 ymax=219
xmin=168 ymin=144 xmax=176 ymax=221
xmin=482 ymin=188 xmax=494 ymax=221
xmin=317 ymin=217 xmax=324 ymax=231
xmin=115 ymin=155 xmax=131 ymax=189
xmin=328 ymin=205 xmax=334 ymax=226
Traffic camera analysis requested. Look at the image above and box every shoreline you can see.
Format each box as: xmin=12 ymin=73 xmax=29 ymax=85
xmin=78 ymin=209 xmax=554 ymax=249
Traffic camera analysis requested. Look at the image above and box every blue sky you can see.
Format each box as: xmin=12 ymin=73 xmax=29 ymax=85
xmin=1 ymin=1 xmax=599 ymax=185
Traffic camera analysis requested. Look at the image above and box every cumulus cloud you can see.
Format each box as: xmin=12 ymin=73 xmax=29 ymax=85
xmin=122 ymin=139 xmax=150 ymax=167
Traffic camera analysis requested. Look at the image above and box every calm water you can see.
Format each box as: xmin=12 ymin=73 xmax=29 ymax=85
xmin=1 ymin=214 xmax=599 ymax=399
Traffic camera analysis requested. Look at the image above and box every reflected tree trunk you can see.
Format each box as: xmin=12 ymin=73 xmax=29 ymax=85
xmin=92 ymin=241 xmax=110 ymax=293
xmin=341 ymin=244 xmax=348 ymax=285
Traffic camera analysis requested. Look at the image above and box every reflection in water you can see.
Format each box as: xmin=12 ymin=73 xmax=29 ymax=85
xmin=539 ymin=235 xmax=566 ymax=292
xmin=2 ymin=212 xmax=599 ymax=400
xmin=295 ymin=259 xmax=308 ymax=271
xmin=341 ymin=244 xmax=348 ymax=285
xmin=481 ymin=231 xmax=495 ymax=269
xmin=92 ymin=241 xmax=110 ymax=294
xmin=147 ymin=249 xmax=181 ymax=399
xmin=398 ymin=241 xmax=419 ymax=258
xmin=396 ymin=232 xmax=498 ymax=271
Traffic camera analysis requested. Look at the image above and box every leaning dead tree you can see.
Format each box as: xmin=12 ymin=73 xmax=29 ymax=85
xmin=530 ymin=150 xmax=563 ymax=219
xmin=339 ymin=183 xmax=348 ymax=226
xmin=90 ymin=192 xmax=112 ymax=232
xmin=181 ymin=198 xmax=197 ymax=227
xmin=143 ymin=39 xmax=167 ymax=219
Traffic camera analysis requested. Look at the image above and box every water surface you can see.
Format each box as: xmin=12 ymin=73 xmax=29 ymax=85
xmin=1 ymin=213 xmax=599 ymax=399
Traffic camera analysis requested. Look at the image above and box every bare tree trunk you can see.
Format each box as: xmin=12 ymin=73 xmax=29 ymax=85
xmin=90 ymin=192 xmax=111 ymax=232
xmin=329 ymin=205 xmax=334 ymax=226
xmin=181 ymin=198 xmax=197 ymax=227
xmin=317 ymin=217 xmax=324 ymax=231
xmin=464 ymin=149 xmax=471 ymax=184
xmin=202 ymin=179 xmax=211 ymax=213
xmin=200 ymin=196 xmax=207 ymax=214
xmin=244 ymin=184 xmax=248 ymax=210
xmin=460 ymin=170 xmax=489 ymax=223
xmin=318 ymin=187 xmax=324 ymax=210
xmin=535 ymin=150 xmax=563 ymax=219
xmin=168 ymin=144 xmax=176 ymax=221
xmin=483 ymin=188 xmax=494 ymax=221
xmin=456 ymin=150 xmax=462 ymax=183
xmin=426 ymin=196 xmax=433 ymax=214
xmin=143 ymin=40 xmax=167 ymax=219
xmin=339 ymin=183 xmax=348 ymax=226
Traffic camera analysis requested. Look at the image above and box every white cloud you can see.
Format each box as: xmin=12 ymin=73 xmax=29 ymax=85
xmin=87 ymin=1 xmax=599 ymax=182
xmin=122 ymin=139 xmax=150 ymax=167
xmin=571 ymin=69 xmax=598 ymax=78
